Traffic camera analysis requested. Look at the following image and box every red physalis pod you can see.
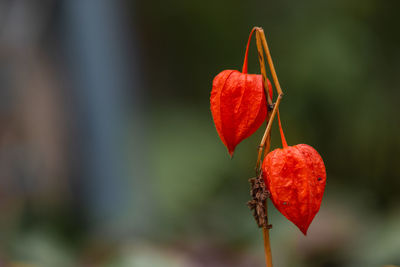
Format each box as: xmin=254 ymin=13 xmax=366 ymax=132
xmin=210 ymin=29 xmax=273 ymax=156
xmin=262 ymin=112 xmax=326 ymax=235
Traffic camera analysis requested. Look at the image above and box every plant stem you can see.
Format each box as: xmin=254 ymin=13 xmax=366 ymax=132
xmin=253 ymin=26 xmax=285 ymax=267
xmin=256 ymin=28 xmax=283 ymax=96
xmin=255 ymin=27 xmax=284 ymax=173
xmin=263 ymin=223 xmax=273 ymax=267
xmin=253 ymin=27 xmax=273 ymax=267
xmin=262 ymin=130 xmax=273 ymax=267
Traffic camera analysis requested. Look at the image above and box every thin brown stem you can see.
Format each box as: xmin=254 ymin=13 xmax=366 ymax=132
xmin=263 ymin=221 xmax=273 ymax=267
xmin=255 ymin=27 xmax=284 ymax=172
xmin=255 ymin=28 xmax=273 ymax=106
xmin=253 ymin=26 xmax=285 ymax=267
xmin=258 ymin=94 xmax=283 ymax=163
xmin=254 ymin=28 xmax=271 ymax=172
xmin=256 ymin=27 xmax=283 ymax=95
xmin=252 ymin=27 xmax=270 ymax=267
xmin=262 ymin=124 xmax=273 ymax=267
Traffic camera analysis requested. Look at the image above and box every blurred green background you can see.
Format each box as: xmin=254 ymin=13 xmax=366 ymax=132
xmin=0 ymin=0 xmax=399 ymax=266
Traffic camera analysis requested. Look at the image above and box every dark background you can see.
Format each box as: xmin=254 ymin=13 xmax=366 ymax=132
xmin=0 ymin=0 xmax=399 ymax=266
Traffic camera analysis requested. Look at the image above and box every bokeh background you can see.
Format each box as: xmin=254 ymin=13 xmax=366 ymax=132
xmin=0 ymin=0 xmax=399 ymax=266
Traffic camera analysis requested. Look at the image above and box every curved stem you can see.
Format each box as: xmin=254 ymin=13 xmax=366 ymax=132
xmin=252 ymin=28 xmax=272 ymax=267
xmin=253 ymin=27 xmax=285 ymax=267
xmin=254 ymin=27 xmax=273 ymax=106
xmin=258 ymin=94 xmax=283 ymax=169
xmin=242 ymin=28 xmax=257 ymax=74
xmin=255 ymin=27 xmax=285 ymax=172
xmin=256 ymin=27 xmax=283 ymax=95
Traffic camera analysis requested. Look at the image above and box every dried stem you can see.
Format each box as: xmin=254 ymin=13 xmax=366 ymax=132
xmin=262 ymin=224 xmax=273 ymax=267
xmin=256 ymin=27 xmax=283 ymax=96
xmin=252 ymin=26 xmax=285 ymax=267
xmin=255 ymin=27 xmax=284 ymax=173
xmin=255 ymin=30 xmax=273 ymax=106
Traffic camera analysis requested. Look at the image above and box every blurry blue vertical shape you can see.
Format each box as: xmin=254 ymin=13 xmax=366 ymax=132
xmin=62 ymin=0 xmax=147 ymax=237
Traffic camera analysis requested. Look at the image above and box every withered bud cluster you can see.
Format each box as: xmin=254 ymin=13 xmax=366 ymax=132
xmin=247 ymin=175 xmax=272 ymax=229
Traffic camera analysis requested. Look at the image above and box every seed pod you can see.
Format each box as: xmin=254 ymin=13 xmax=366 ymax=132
xmin=262 ymin=113 xmax=326 ymax=235
xmin=210 ymin=29 xmax=273 ymax=156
